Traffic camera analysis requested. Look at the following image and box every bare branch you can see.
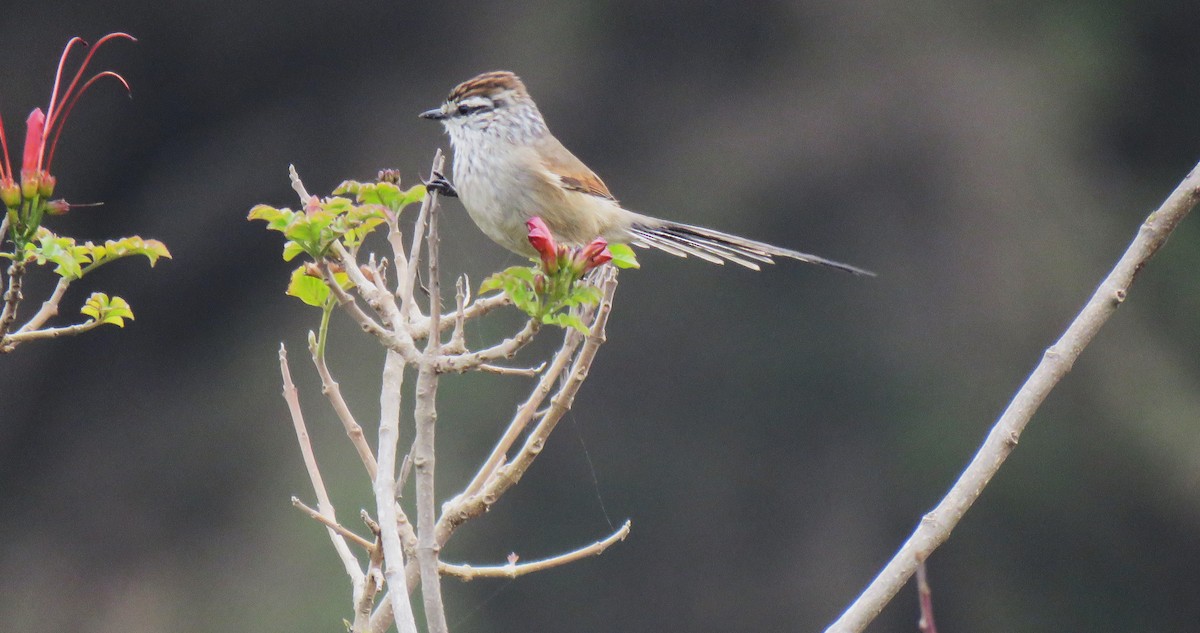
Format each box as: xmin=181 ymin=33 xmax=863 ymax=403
xmin=279 ymin=344 xmax=365 ymax=596
xmin=4 ymin=317 xmax=104 ymax=348
xmin=413 ymin=158 xmax=450 ymax=633
xmin=439 ymin=270 xmax=618 ymax=543
xmin=289 ymin=164 xmax=313 ymax=204
xmin=436 ymin=319 xmax=539 ymax=373
xmin=916 ymin=561 xmax=938 ymax=633
xmin=15 ymin=276 xmax=70 ymax=333
xmin=291 ymin=496 xmax=375 ymax=550
xmin=408 ymin=292 xmax=512 ymax=341
xmin=0 ymin=261 xmax=26 ymax=344
xmin=354 ymin=531 xmax=386 ymax=633
xmin=445 ymin=275 xmax=469 ymax=354
xmin=401 ymin=150 xmax=444 ymax=322
xmin=374 ymin=349 xmax=420 ymax=633
xmin=307 ymin=335 xmax=378 ymax=479
xmin=478 ymin=361 xmax=547 ymax=377
xmin=322 ymin=261 xmax=420 ymax=362
xmin=451 ymin=325 xmax=583 ymax=509
xmin=440 ymin=520 xmax=631 ymax=580
xmin=824 ymin=161 xmax=1200 ymax=633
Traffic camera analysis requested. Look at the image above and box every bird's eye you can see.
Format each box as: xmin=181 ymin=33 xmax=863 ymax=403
xmin=456 ymin=101 xmax=493 ymax=116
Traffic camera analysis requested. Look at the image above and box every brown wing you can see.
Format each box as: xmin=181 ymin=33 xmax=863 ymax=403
xmin=536 ymin=134 xmax=617 ymax=202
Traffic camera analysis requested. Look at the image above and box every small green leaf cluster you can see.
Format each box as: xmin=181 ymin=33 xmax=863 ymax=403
xmin=2 ymin=227 xmax=171 ymax=279
xmin=81 ymin=292 xmax=134 ymax=327
xmin=481 ymin=243 xmax=637 ymax=333
xmin=248 ymin=181 xmax=425 ymax=263
xmin=249 ymin=178 xmax=425 ymax=308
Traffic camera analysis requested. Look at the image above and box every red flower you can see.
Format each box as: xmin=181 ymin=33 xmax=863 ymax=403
xmin=579 ymin=237 xmax=612 ymax=272
xmin=0 ymin=33 xmax=134 ymax=203
xmin=525 ymin=216 xmax=558 ymax=272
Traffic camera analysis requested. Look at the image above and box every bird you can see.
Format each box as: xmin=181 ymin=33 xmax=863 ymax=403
xmin=419 ymin=71 xmax=873 ymax=275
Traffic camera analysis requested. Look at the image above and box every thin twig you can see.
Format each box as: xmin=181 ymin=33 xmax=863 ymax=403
xmin=4 ymin=318 xmax=104 ymax=347
xmin=353 ymin=516 xmax=386 ymax=633
xmin=824 ymin=160 xmax=1200 ymax=633
xmin=916 ymin=560 xmax=937 ymax=633
xmin=279 ymin=345 xmax=366 ymax=597
xmin=436 ymin=319 xmax=540 ymax=373
xmin=402 ymin=150 xmax=443 ymax=323
xmin=478 ymin=361 xmax=547 ymax=377
xmin=408 ymin=292 xmax=511 ymax=341
xmin=322 ymin=260 xmax=419 ymax=362
xmin=307 ymin=334 xmax=379 ymax=479
xmin=452 ymin=325 xmax=582 ymax=508
xmin=440 ymin=519 xmax=632 ymax=580
xmin=445 ymin=275 xmax=469 ymax=354
xmin=440 ymin=270 xmax=618 ymax=544
xmin=289 ymin=164 xmax=313 ymax=204
xmin=292 ymin=496 xmax=375 ymax=550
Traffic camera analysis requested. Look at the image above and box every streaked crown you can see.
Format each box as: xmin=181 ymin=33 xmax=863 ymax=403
xmin=447 ymin=71 xmax=528 ymax=104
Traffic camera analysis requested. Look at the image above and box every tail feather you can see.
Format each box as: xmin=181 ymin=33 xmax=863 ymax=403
xmin=629 ymin=220 xmax=875 ymax=276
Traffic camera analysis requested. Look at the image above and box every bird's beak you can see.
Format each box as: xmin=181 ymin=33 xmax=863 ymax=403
xmin=419 ymin=108 xmax=447 ymax=120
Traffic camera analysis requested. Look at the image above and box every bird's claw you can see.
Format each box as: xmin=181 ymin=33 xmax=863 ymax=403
xmin=424 ymin=170 xmax=458 ymax=198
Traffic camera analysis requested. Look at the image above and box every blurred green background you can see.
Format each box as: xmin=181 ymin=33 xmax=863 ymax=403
xmin=4 ymin=1 xmax=1200 ymax=631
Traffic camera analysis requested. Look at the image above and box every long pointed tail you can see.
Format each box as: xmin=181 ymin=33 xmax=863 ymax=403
xmin=627 ymin=220 xmax=875 ymax=276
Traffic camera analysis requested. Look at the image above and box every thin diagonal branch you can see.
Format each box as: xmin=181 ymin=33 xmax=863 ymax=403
xmin=279 ymin=345 xmax=365 ymax=597
xmin=292 ymin=496 xmax=374 ymax=550
xmin=452 ymin=325 xmax=582 ymax=509
xmin=439 ymin=270 xmax=618 ymax=544
xmin=15 ymin=276 xmax=70 ymax=333
xmin=307 ymin=334 xmax=378 ymax=479
xmin=440 ymin=519 xmax=631 ymax=580
xmin=825 ymin=160 xmax=1200 ymax=633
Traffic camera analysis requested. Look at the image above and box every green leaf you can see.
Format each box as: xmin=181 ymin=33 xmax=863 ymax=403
xmin=248 ymin=204 xmax=285 ymax=222
xmin=287 ymin=266 xmax=331 ymax=307
xmin=81 ymin=293 xmax=135 ymax=327
xmin=608 ymin=243 xmax=640 ymax=269
xmin=26 ymin=230 xmax=87 ymax=279
xmin=282 ymin=242 xmax=307 ymax=262
xmin=543 ymin=312 xmax=588 ymax=333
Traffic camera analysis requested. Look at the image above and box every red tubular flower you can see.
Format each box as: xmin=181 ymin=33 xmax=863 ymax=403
xmin=19 ymin=109 xmax=46 ymax=196
xmin=0 ymin=33 xmax=134 ymax=205
xmin=526 ymin=216 xmax=558 ymax=272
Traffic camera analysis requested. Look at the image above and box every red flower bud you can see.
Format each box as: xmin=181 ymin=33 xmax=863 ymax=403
xmin=38 ymin=173 xmax=55 ymax=198
xmin=526 ymin=216 xmax=558 ymax=272
xmin=21 ymin=108 xmax=46 ymax=176
xmin=581 ymin=238 xmax=612 ymax=270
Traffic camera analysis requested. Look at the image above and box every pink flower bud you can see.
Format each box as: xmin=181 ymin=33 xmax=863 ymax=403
xmin=44 ymin=199 xmax=70 ymax=215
